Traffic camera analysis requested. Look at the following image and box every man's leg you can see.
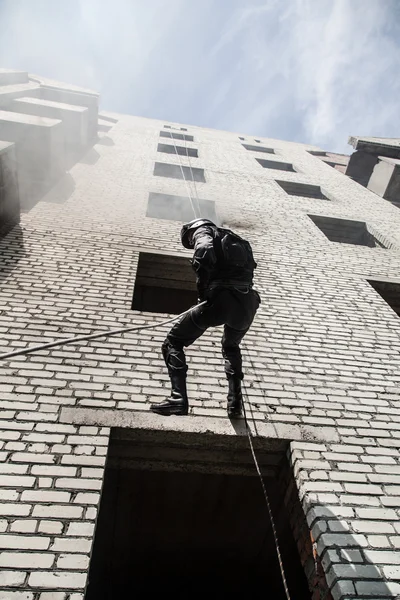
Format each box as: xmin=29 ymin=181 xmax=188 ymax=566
xmin=150 ymin=302 xmax=220 ymax=416
xmin=222 ymin=325 xmax=249 ymax=417
xmin=222 ymin=289 xmax=260 ymax=417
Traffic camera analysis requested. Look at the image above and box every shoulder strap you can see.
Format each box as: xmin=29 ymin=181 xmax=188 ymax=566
xmin=213 ymin=228 xmax=225 ymax=265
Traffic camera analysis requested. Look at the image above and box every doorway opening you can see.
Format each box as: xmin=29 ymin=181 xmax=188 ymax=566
xmin=85 ymin=429 xmax=311 ymax=599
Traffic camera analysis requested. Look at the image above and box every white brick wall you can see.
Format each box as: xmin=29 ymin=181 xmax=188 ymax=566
xmin=1 ymin=111 xmax=400 ymax=598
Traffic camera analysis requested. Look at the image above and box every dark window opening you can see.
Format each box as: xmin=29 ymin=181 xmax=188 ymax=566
xmin=276 ymin=180 xmax=328 ymax=200
xmin=256 ymin=158 xmax=295 ymax=172
xmin=368 ymin=281 xmax=400 ymax=317
xmin=154 ymin=162 xmax=206 ymax=183
xmin=239 ymin=136 xmax=245 ymax=140
xmin=160 ymin=131 xmax=194 ymax=142
xmin=147 ymin=192 xmax=218 ymax=223
xmin=157 ymin=143 xmax=198 ymax=158
xmin=85 ymin=429 xmax=311 ymax=600
xmin=308 ymin=150 xmax=327 ymax=157
xmin=255 ymin=139 xmax=261 ymax=143
xmin=308 ymin=215 xmax=386 ymax=248
xmin=132 ymin=252 xmax=197 ymax=314
xmin=164 ymin=125 xmax=187 ymax=131
xmin=242 ymin=144 xmax=275 ymax=154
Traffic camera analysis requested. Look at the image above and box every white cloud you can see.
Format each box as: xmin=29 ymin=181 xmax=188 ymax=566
xmin=0 ymin=0 xmax=399 ymax=152
xmin=290 ymin=0 xmax=400 ymax=150
xmin=208 ymin=0 xmax=400 ymax=152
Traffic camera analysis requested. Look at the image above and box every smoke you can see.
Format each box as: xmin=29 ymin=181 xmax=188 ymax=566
xmin=217 ymin=207 xmax=264 ymax=231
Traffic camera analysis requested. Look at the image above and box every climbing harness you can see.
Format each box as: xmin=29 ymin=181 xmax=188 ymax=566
xmin=0 ymin=134 xmax=292 ymax=600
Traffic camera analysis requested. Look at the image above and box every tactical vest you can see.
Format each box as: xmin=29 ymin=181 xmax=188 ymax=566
xmin=211 ymin=227 xmax=257 ymax=286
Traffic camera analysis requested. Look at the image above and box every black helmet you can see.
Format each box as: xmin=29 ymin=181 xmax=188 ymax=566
xmin=180 ymin=218 xmax=216 ymax=249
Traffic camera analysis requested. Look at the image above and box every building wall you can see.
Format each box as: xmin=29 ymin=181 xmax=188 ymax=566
xmin=1 ymin=108 xmax=400 ymax=598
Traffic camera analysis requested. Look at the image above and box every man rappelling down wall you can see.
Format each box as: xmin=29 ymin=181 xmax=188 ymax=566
xmin=150 ymin=218 xmax=260 ymax=418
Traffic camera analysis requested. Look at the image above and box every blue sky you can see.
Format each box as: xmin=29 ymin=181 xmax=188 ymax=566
xmin=0 ymin=0 xmax=399 ymax=153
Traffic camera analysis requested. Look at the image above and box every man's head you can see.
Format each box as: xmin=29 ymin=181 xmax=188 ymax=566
xmin=180 ymin=218 xmax=216 ymax=249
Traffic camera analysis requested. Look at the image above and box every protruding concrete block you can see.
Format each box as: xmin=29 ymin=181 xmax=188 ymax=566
xmin=0 ymin=110 xmax=65 ymax=208
xmin=98 ymin=118 xmax=113 ymax=133
xmin=0 ymin=69 xmax=29 ymax=86
xmin=368 ymin=156 xmax=400 ymax=208
xmin=8 ymin=97 xmax=89 ymax=163
xmin=0 ymin=141 xmax=19 ymax=237
xmin=0 ymin=82 xmax=40 ymax=107
xmin=345 ymin=150 xmax=379 ymax=186
xmin=39 ymin=86 xmax=98 ymax=142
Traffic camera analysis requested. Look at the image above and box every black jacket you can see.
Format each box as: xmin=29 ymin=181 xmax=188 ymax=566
xmin=191 ymin=225 xmax=256 ymax=300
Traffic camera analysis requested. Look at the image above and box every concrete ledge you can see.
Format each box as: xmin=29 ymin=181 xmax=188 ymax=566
xmin=9 ymin=97 xmax=90 ymax=160
xmin=0 ymin=69 xmax=28 ymax=86
xmin=0 ymin=82 xmax=40 ymax=107
xmin=60 ymin=407 xmax=340 ymax=444
xmin=0 ymin=110 xmax=65 ymax=206
xmin=40 ymin=86 xmax=98 ymax=141
xmin=98 ymin=118 xmax=113 ymax=132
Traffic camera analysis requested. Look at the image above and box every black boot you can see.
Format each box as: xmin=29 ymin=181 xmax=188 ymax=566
xmin=150 ymin=372 xmax=189 ymax=416
xmin=227 ymin=378 xmax=243 ymax=418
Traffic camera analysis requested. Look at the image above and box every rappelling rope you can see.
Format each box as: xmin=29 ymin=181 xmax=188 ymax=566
xmin=0 ymin=303 xmax=206 ymax=360
xmin=167 ymin=131 xmax=201 ymax=219
xmin=241 ymin=380 xmax=291 ymax=600
xmin=174 ymin=146 xmax=292 ymax=598
xmin=184 ymin=134 xmax=202 ymax=217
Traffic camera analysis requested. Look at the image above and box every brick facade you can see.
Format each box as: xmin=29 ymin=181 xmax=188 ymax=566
xmin=1 ymin=84 xmax=400 ymax=598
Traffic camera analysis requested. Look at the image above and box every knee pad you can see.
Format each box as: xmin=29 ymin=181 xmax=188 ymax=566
xmin=162 ymin=339 xmax=186 ymax=370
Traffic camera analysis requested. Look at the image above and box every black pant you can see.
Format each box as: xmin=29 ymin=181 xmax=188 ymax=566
xmin=162 ymin=288 xmax=260 ymax=380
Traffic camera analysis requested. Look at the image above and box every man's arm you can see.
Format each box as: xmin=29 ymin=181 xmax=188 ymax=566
xmin=191 ymin=226 xmax=217 ymax=300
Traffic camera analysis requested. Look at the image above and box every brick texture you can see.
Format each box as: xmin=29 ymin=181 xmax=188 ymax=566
xmin=1 ymin=102 xmax=400 ymax=597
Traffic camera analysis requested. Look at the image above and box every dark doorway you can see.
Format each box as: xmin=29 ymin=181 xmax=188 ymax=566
xmin=85 ymin=431 xmax=311 ymax=599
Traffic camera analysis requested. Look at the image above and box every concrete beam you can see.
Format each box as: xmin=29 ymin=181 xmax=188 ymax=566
xmin=60 ymin=406 xmax=340 ymax=445
xmin=368 ymin=156 xmax=400 ymax=208
xmin=8 ymin=97 xmax=90 ymax=162
xmin=0 ymin=110 xmax=65 ymax=208
xmin=0 ymin=82 xmax=40 ymax=107
xmin=0 ymin=69 xmax=28 ymax=86
xmin=0 ymin=141 xmax=19 ymax=237
xmin=345 ymin=150 xmax=379 ymax=187
xmin=39 ymin=86 xmax=98 ymax=141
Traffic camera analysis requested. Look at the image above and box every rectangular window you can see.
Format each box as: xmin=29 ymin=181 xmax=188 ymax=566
xmin=147 ymin=192 xmax=217 ymax=223
xmin=157 ymin=143 xmax=198 ymax=158
xmin=276 ymin=180 xmax=328 ymax=200
xmin=368 ymin=281 xmax=400 ymax=317
xmin=256 ymin=158 xmax=295 ymax=172
xmin=164 ymin=125 xmax=187 ymax=131
xmin=239 ymin=136 xmax=245 ymax=140
xmin=242 ymin=144 xmax=275 ymax=154
xmin=308 ymin=215 xmax=386 ymax=248
xmin=160 ymin=131 xmax=193 ymax=142
xmin=131 ymin=252 xmax=197 ymax=314
xmin=153 ymin=162 xmax=206 ymax=182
